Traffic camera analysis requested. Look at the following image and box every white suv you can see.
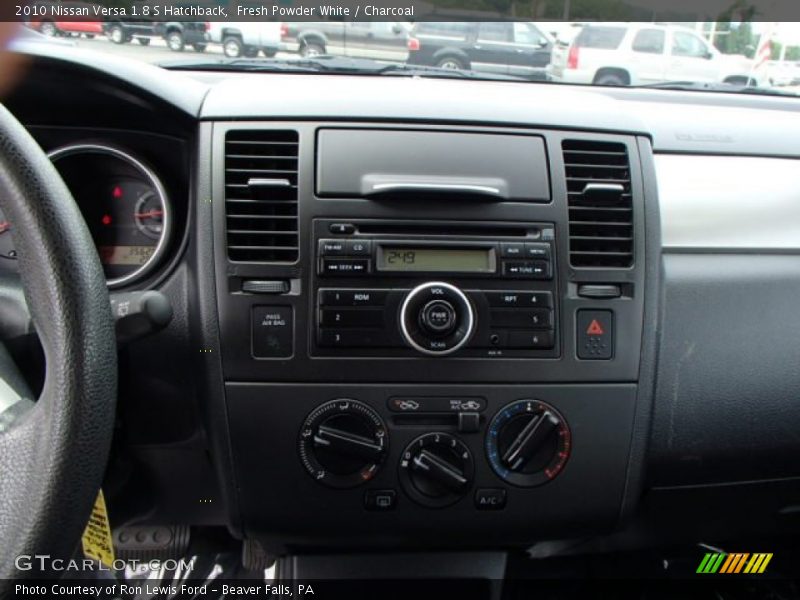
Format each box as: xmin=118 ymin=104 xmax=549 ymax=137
xmin=548 ymin=23 xmax=758 ymax=86
xmin=207 ymin=21 xmax=283 ymax=58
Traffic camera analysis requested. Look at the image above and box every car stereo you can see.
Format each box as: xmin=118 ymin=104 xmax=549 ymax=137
xmin=312 ymin=219 xmax=559 ymax=358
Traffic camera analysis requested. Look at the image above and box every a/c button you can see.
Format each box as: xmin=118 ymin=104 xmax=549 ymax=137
xmin=475 ymin=488 xmax=507 ymax=510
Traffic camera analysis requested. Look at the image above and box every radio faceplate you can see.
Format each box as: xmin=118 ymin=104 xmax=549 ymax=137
xmin=312 ymin=219 xmax=560 ymax=358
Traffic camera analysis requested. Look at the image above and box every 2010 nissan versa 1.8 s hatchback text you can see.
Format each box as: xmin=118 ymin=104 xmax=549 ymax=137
xmin=1 ymin=8 xmax=800 ymax=599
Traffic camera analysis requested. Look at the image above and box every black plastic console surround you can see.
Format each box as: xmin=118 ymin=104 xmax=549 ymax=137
xmin=227 ymin=383 xmax=636 ymax=552
xmin=208 ymin=121 xmax=656 ymax=552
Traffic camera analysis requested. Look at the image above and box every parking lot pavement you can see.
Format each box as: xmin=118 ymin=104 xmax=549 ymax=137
xmin=69 ymin=35 xmax=294 ymax=65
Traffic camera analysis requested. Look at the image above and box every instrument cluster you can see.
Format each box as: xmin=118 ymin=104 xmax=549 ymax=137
xmin=0 ymin=144 xmax=173 ymax=288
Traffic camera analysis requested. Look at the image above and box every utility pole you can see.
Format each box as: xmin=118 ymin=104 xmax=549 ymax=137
xmin=562 ymin=0 xmax=570 ymax=20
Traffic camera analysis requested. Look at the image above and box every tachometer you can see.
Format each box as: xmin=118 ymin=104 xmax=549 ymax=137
xmin=134 ymin=190 xmax=165 ymax=240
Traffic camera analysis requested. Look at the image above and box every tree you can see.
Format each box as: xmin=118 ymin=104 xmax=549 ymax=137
xmin=715 ymin=22 xmax=755 ymax=57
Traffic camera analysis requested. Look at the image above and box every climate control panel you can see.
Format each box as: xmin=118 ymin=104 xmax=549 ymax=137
xmin=297 ymin=396 xmax=572 ymax=509
xmin=228 ymin=383 xmax=636 ymax=548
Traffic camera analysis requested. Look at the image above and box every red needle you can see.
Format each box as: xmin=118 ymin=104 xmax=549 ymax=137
xmin=134 ymin=210 xmax=163 ymax=219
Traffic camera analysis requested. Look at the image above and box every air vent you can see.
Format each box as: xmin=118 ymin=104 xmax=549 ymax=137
xmin=224 ymin=130 xmax=299 ymax=262
xmin=563 ymin=140 xmax=633 ymax=268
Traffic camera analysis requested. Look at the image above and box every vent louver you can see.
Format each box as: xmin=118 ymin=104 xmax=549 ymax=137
xmin=224 ymin=130 xmax=299 ymax=262
xmin=563 ymin=140 xmax=633 ymax=268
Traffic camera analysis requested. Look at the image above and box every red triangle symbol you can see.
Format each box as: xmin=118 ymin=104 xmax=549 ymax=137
xmin=586 ymin=319 xmax=604 ymax=335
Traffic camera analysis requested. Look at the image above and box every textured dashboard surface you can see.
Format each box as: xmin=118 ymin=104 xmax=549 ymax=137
xmin=201 ymin=74 xmax=648 ymax=134
xmin=652 ymin=254 xmax=800 ymax=486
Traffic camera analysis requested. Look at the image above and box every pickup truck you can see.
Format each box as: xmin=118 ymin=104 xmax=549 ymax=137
xmin=282 ymin=21 xmax=410 ymax=60
xmin=154 ymin=21 xmax=209 ymax=52
xmin=207 ymin=21 xmax=282 ymax=58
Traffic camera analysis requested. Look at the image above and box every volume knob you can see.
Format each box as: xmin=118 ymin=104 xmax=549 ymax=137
xmin=399 ymin=282 xmax=475 ymax=356
xmin=419 ymin=299 xmax=457 ymax=336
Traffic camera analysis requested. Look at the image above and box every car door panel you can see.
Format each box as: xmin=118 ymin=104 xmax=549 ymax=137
xmin=667 ymin=30 xmax=718 ymax=82
xmin=506 ymin=22 xmax=551 ymax=78
xmin=629 ymin=27 xmax=667 ymax=83
xmin=472 ymin=22 xmax=513 ymax=74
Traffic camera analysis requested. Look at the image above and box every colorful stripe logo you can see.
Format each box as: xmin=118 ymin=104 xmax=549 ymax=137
xmin=697 ymin=553 xmax=773 ymax=574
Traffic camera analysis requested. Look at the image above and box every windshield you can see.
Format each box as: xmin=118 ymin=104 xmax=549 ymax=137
xmin=12 ymin=11 xmax=800 ymax=95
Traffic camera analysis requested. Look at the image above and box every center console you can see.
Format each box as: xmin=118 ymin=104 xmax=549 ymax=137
xmin=208 ymin=122 xmax=654 ymax=553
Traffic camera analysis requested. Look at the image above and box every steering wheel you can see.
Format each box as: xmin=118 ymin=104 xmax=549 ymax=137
xmin=0 ymin=105 xmax=117 ymax=585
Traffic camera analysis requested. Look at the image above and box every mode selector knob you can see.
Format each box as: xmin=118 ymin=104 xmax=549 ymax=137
xmin=400 ymin=282 xmax=475 ymax=356
xmin=399 ymin=433 xmax=474 ymax=507
xmin=298 ymin=399 xmax=388 ymax=489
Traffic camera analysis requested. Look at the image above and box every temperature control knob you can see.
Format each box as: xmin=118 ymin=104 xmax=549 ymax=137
xmin=399 ymin=433 xmax=474 ymax=507
xmin=298 ymin=399 xmax=387 ymax=488
xmin=486 ymin=400 xmax=571 ymax=487
xmin=399 ymin=282 xmax=475 ymax=356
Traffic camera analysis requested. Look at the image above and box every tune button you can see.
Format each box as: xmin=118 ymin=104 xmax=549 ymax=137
xmin=420 ymin=300 xmax=457 ymax=335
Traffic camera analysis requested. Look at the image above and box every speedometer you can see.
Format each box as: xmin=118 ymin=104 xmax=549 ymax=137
xmin=47 ymin=145 xmax=172 ymax=288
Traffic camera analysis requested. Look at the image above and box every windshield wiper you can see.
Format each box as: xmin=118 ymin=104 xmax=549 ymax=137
xmin=637 ymin=80 xmax=796 ymax=96
xmin=161 ymin=55 xmax=528 ymax=81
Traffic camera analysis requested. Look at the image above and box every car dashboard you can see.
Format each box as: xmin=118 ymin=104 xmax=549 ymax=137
xmin=6 ymin=41 xmax=800 ymax=571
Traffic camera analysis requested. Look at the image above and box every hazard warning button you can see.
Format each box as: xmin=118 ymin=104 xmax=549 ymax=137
xmin=577 ymin=310 xmax=613 ymax=360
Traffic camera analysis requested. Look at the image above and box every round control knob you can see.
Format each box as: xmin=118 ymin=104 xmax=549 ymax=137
xmin=486 ymin=400 xmax=571 ymax=487
xmin=298 ymin=399 xmax=387 ymax=489
xmin=420 ymin=300 xmax=457 ymax=335
xmin=399 ymin=282 xmax=475 ymax=356
xmin=399 ymin=432 xmax=473 ymax=507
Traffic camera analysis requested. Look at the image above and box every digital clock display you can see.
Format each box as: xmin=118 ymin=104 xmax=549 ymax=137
xmin=377 ymin=247 xmax=494 ymax=273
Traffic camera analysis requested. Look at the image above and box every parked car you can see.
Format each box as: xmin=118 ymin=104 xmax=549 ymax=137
xmin=154 ymin=21 xmax=209 ymax=52
xmin=207 ymin=21 xmax=282 ymax=58
xmin=764 ymin=60 xmax=800 ymax=86
xmin=28 ymin=1 xmax=104 ymax=39
xmin=406 ymin=21 xmax=553 ymax=79
xmin=282 ymin=21 xmax=410 ymax=61
xmin=103 ymin=0 xmax=166 ymax=46
xmin=103 ymin=19 xmax=156 ymax=45
xmin=545 ymin=22 xmax=584 ymax=46
xmin=548 ymin=22 xmax=760 ymax=86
